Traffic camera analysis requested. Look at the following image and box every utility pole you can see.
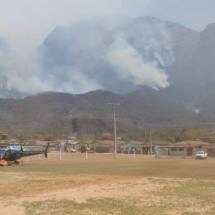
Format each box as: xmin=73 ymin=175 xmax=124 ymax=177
xmin=59 ymin=142 xmax=62 ymax=160
xmin=85 ymin=144 xmax=88 ymax=160
xmin=109 ymin=103 xmax=120 ymax=158
xmin=149 ymin=128 xmax=153 ymax=156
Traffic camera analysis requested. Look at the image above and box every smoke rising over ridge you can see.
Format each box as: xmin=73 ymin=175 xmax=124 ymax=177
xmin=106 ymin=35 xmax=169 ymax=90
xmin=0 ymin=42 xmax=53 ymax=94
xmin=39 ymin=17 xmax=174 ymax=94
xmin=0 ymin=0 xmax=214 ymax=96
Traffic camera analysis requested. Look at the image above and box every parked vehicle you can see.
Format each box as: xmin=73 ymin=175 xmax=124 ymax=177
xmin=69 ymin=148 xmax=77 ymax=153
xmin=195 ymin=151 xmax=208 ymax=159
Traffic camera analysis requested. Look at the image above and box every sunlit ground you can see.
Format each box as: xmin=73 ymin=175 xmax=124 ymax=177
xmin=1 ymin=153 xmax=215 ymax=215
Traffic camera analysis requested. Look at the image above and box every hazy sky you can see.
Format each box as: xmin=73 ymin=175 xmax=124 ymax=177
xmin=0 ymin=0 xmax=148 ymax=49
xmin=0 ymin=0 xmax=214 ymax=50
xmin=147 ymin=0 xmax=215 ymax=30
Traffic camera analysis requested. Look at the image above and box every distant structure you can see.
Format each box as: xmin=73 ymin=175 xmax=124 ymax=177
xmin=198 ymin=137 xmax=215 ymax=144
xmin=64 ymin=136 xmax=79 ymax=152
xmin=0 ymin=132 xmax=9 ymax=146
xmin=154 ymin=141 xmax=215 ymax=157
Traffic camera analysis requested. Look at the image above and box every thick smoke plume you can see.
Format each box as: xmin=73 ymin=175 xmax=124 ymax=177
xmin=0 ymin=16 xmax=174 ymax=96
xmin=39 ymin=17 xmax=174 ymax=94
xmin=106 ymin=35 xmax=169 ymax=90
xmin=0 ymin=47 xmax=52 ymax=95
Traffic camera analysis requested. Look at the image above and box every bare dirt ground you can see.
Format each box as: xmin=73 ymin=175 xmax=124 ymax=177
xmin=1 ymin=153 xmax=215 ymax=214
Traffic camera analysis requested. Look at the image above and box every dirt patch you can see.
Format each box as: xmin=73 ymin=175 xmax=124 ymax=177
xmin=19 ymin=177 xmax=168 ymax=203
xmin=0 ymin=203 xmax=25 ymax=215
xmin=1 ymin=155 xmax=215 ymax=214
xmin=0 ymin=176 xmax=181 ymax=215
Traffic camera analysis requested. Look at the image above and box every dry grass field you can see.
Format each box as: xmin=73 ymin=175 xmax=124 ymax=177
xmin=1 ymin=153 xmax=215 ymax=215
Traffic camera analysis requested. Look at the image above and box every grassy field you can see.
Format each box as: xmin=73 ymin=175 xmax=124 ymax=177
xmin=1 ymin=153 xmax=215 ymax=214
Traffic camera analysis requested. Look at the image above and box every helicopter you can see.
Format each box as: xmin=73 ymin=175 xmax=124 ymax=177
xmin=0 ymin=143 xmax=50 ymax=166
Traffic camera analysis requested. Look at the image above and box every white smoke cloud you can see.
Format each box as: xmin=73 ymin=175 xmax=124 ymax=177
xmin=106 ymin=36 xmax=169 ymax=89
xmin=0 ymin=0 xmax=214 ymax=97
xmin=42 ymin=67 xmax=102 ymax=93
xmin=38 ymin=17 xmax=174 ymax=94
xmin=0 ymin=16 xmax=174 ymax=96
xmin=0 ymin=48 xmax=53 ymax=94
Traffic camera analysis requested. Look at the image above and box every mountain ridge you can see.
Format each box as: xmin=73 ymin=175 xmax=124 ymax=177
xmin=0 ymin=16 xmax=215 ymax=136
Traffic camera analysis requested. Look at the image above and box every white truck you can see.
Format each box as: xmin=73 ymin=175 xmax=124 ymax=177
xmin=195 ymin=151 xmax=208 ymax=159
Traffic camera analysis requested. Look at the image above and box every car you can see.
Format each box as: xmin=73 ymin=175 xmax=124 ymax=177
xmin=195 ymin=151 xmax=208 ymax=159
xmin=69 ymin=148 xmax=77 ymax=153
